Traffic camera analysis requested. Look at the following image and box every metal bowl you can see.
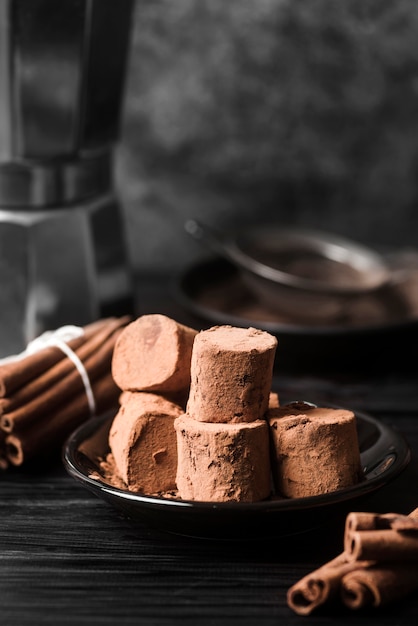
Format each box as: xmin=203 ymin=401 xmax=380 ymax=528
xmin=185 ymin=221 xmax=392 ymax=324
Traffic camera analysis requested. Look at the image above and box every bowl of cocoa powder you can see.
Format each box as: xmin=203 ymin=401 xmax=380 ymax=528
xmin=185 ymin=221 xmax=394 ymax=325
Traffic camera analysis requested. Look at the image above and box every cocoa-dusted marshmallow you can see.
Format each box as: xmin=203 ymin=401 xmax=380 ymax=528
xmin=111 ymin=314 xmax=198 ymax=393
xmin=268 ymin=406 xmax=363 ymax=498
xmin=187 ymin=325 xmax=277 ymax=423
xmin=109 ymin=392 xmax=183 ymax=493
xmin=174 ymin=413 xmax=271 ymax=502
xmin=268 ymin=391 xmax=280 ymax=409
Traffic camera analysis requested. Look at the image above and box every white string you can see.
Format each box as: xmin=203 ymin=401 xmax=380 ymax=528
xmin=46 ymin=338 xmax=96 ymax=417
xmin=26 ymin=325 xmax=85 ymax=352
xmin=1 ymin=325 xmax=96 ymax=416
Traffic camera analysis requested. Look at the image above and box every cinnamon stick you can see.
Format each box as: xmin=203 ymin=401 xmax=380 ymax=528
xmin=286 ymin=553 xmax=371 ymax=616
xmin=0 ymin=323 xmax=127 ymax=433
xmin=341 ymin=562 xmax=418 ymax=609
xmin=5 ymin=371 xmax=120 ymax=466
xmin=0 ymin=315 xmax=130 ymax=415
xmin=0 ymin=318 xmax=111 ymax=397
xmin=345 ymin=510 xmax=418 ymax=534
xmin=0 ymin=430 xmax=8 ymax=469
xmin=345 ymin=528 xmax=418 ymax=562
xmin=0 ymin=316 xmax=131 ymax=468
xmin=287 ymin=507 xmax=418 ymax=615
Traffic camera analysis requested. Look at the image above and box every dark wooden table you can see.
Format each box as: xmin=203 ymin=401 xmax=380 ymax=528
xmin=1 ymin=274 xmax=418 ymax=625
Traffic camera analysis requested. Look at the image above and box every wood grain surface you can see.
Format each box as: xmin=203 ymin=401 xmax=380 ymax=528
xmin=1 ymin=276 xmax=418 ymax=625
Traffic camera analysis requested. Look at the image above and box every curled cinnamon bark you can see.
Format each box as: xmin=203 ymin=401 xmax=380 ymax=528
xmin=0 ymin=430 xmax=8 ymax=469
xmin=0 ymin=316 xmax=131 ymax=467
xmin=0 ymin=318 xmax=110 ymax=397
xmin=286 ymin=553 xmax=370 ymax=616
xmin=341 ymin=563 xmax=418 ymax=609
xmin=5 ymin=371 xmax=120 ymax=466
xmin=345 ymin=510 xmax=418 ymax=534
xmin=345 ymin=528 xmax=418 ymax=562
xmin=0 ymin=315 xmax=130 ymax=417
xmin=287 ymin=507 xmax=418 ymax=615
xmin=0 ymin=322 xmax=127 ymax=433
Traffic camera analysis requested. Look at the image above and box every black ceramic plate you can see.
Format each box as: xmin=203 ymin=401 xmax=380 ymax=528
xmin=63 ymin=404 xmax=410 ymax=541
xmin=174 ymin=257 xmax=418 ymax=372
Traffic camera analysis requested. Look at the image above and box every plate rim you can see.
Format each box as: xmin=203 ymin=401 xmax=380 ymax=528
xmin=62 ymin=404 xmax=411 ymax=514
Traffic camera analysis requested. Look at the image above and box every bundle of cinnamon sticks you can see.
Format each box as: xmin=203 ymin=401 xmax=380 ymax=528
xmin=0 ymin=316 xmax=131 ymax=469
xmin=287 ymin=507 xmax=418 ymax=614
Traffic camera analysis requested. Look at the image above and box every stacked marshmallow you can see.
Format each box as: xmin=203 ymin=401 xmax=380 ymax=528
xmin=109 ymin=314 xmax=197 ymax=494
xmin=109 ymin=314 xmax=363 ymax=502
xmin=174 ymin=325 xmax=278 ymax=502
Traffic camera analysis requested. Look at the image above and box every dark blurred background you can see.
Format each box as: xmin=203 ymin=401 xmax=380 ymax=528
xmin=116 ymin=0 xmax=418 ymax=279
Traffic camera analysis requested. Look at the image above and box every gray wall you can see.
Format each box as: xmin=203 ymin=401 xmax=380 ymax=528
xmin=116 ymin=0 xmax=418 ymax=277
